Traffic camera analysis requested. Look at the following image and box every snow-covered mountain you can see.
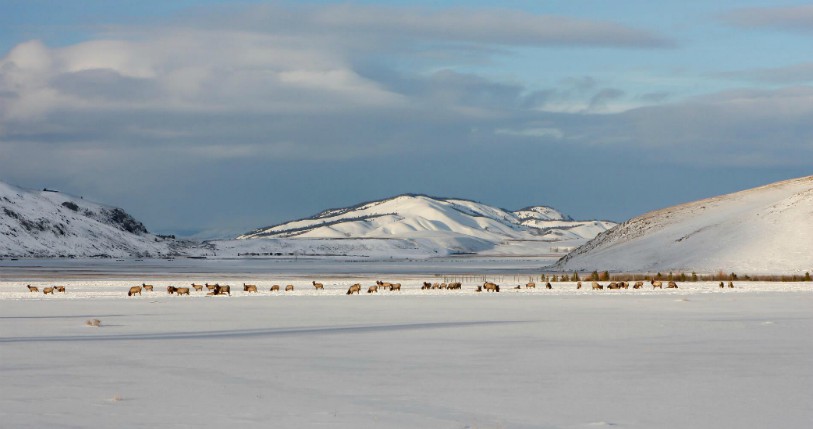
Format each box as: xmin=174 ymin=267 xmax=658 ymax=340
xmin=0 ymin=181 xmax=180 ymax=257
xmin=553 ymin=175 xmax=813 ymax=274
xmin=236 ymin=194 xmax=615 ymax=256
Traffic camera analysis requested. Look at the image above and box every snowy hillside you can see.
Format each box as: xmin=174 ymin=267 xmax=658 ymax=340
xmin=236 ymin=194 xmax=615 ymax=256
xmin=0 ymin=181 xmax=179 ymax=257
xmin=553 ymin=175 xmax=813 ymax=274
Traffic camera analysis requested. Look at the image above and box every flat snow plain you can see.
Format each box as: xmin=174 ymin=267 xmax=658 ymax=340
xmin=1 ymin=262 xmax=812 ymax=428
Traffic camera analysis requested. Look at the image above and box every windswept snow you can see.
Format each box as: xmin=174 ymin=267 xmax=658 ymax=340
xmin=554 ymin=175 xmax=813 ymax=274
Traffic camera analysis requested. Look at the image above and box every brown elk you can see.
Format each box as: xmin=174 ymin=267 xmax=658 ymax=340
xmin=592 ymin=281 xmax=603 ymax=290
xmin=422 ymin=282 xmax=432 ymax=290
xmin=475 ymin=285 xmax=483 ymax=292
xmin=205 ymin=283 xmax=218 ymax=291
xmin=651 ymin=280 xmax=663 ymax=289
xmin=620 ymin=281 xmax=629 ymax=289
xmin=128 ymin=286 xmax=142 ymax=296
xmin=728 ymin=281 xmax=735 ymax=288
xmin=526 ymin=282 xmax=536 ymax=289
xmin=448 ymin=282 xmax=462 ymax=290
xmin=191 ymin=283 xmax=203 ymax=291
xmin=576 ymin=281 xmax=582 ymax=289
xmin=607 ymin=282 xmax=621 ymax=290
xmin=719 ymin=281 xmax=725 ymax=288
xmin=368 ymin=285 xmax=379 ymax=293
xmin=142 ymin=284 xmax=154 ymax=292
xmin=285 ymin=285 xmax=294 ymax=292
xmin=545 ymin=282 xmax=552 ymax=290
xmin=389 ymin=283 xmax=401 ymax=292
xmin=55 ymin=286 xmax=66 ymax=293
xmin=270 ymin=285 xmax=280 ymax=292
xmin=376 ymin=280 xmax=394 ymax=290
xmin=483 ymin=282 xmax=499 ymax=292
xmin=176 ymin=287 xmax=190 ymax=296
xmin=167 ymin=286 xmax=178 ymax=294
xmin=347 ymin=283 xmax=361 ymax=295
xmin=633 ymin=281 xmax=644 ymax=289
xmin=27 ymin=285 xmax=39 ymax=292
xmin=312 ymin=281 xmax=324 ymax=290
xmin=214 ymin=285 xmax=231 ymax=296
xmin=667 ymin=281 xmax=678 ymax=289
xmin=43 ymin=287 xmax=54 ymax=295
xmin=243 ymin=283 xmax=258 ymax=293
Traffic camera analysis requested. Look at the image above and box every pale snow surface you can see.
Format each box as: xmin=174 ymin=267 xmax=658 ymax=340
xmin=1 ymin=276 xmax=811 ymax=429
xmin=554 ymin=175 xmax=813 ymax=274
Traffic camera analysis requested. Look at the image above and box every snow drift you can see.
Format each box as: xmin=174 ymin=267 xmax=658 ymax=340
xmin=553 ymin=175 xmax=813 ymax=274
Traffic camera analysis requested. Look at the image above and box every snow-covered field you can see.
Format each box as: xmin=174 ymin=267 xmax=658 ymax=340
xmin=2 ymin=271 xmax=812 ymax=428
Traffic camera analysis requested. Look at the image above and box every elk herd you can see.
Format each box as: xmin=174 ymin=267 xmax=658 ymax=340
xmin=23 ymin=278 xmax=737 ymax=297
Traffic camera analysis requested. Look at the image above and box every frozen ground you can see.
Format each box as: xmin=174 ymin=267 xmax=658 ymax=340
xmin=1 ymin=275 xmax=812 ymax=428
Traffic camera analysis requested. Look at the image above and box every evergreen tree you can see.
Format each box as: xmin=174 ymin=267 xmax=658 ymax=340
xmin=805 ymin=272 xmax=811 ymax=281
xmin=691 ymin=272 xmax=698 ymax=282
xmin=591 ymin=271 xmax=599 ymax=281
xmin=572 ymin=271 xmax=580 ymax=281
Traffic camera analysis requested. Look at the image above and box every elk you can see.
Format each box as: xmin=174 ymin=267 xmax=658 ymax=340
xmin=167 ymin=286 xmax=178 ymax=294
xmin=719 ymin=281 xmax=725 ymax=288
xmin=128 ymin=286 xmax=142 ymax=296
xmin=243 ymin=283 xmax=258 ymax=293
xmin=176 ymin=287 xmax=190 ymax=296
xmin=651 ymin=280 xmax=663 ymax=289
xmin=191 ymin=283 xmax=204 ymax=291
xmin=205 ymin=283 xmax=218 ymax=291
xmin=376 ymin=280 xmax=394 ymax=290
xmin=142 ymin=284 xmax=154 ymax=292
xmin=347 ymin=283 xmax=361 ymax=295
xmin=667 ymin=281 xmax=678 ymax=289
xmin=576 ymin=281 xmax=582 ymax=289
xmin=592 ymin=281 xmax=603 ymax=290
xmin=728 ymin=281 xmax=735 ymax=288
xmin=43 ymin=287 xmax=54 ymax=295
xmin=312 ymin=281 xmax=324 ymax=290
xmin=285 ymin=285 xmax=294 ymax=292
xmin=270 ymin=285 xmax=280 ymax=292
xmin=422 ymin=282 xmax=432 ymax=290
xmin=633 ymin=281 xmax=644 ymax=289
xmin=214 ymin=285 xmax=231 ymax=296
xmin=368 ymin=285 xmax=379 ymax=293
xmin=26 ymin=285 xmax=39 ymax=292
xmin=448 ymin=282 xmax=462 ymax=290
xmin=483 ymin=282 xmax=499 ymax=292
xmin=55 ymin=286 xmax=66 ymax=293
xmin=526 ymin=282 xmax=536 ymax=289
xmin=545 ymin=282 xmax=552 ymax=290
xmin=389 ymin=283 xmax=401 ymax=292
xmin=607 ymin=282 xmax=621 ymax=290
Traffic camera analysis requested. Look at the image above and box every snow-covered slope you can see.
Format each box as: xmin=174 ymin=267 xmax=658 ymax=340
xmin=237 ymin=194 xmax=614 ymax=256
xmin=0 ymin=181 xmax=178 ymax=257
xmin=553 ymin=175 xmax=813 ymax=274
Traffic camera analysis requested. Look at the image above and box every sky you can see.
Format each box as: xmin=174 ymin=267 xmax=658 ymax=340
xmin=1 ymin=0 xmax=812 ymax=237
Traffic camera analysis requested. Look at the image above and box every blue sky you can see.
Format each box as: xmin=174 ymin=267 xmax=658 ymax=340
xmin=1 ymin=1 xmax=812 ymax=237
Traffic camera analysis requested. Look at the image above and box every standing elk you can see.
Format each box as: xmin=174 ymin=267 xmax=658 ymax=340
xmin=312 ymin=281 xmax=324 ymax=290
xmin=43 ymin=287 xmax=54 ymax=295
xmin=191 ymin=283 xmax=203 ymax=291
xmin=728 ymin=281 xmax=735 ymax=288
xmin=243 ymin=283 xmax=258 ymax=293
xmin=55 ymin=286 xmax=66 ymax=293
xmin=26 ymin=285 xmax=39 ymax=292
xmin=633 ymin=281 xmax=644 ymax=289
xmin=285 ymin=285 xmax=294 ymax=292
xmin=270 ymin=285 xmax=280 ymax=292
xmin=167 ymin=286 xmax=178 ymax=294
xmin=651 ymin=280 xmax=663 ymax=289
xmin=422 ymin=282 xmax=432 ymax=290
xmin=526 ymin=282 xmax=536 ymax=289
xmin=389 ymin=283 xmax=401 ymax=292
xmin=576 ymin=281 xmax=582 ymax=289
xmin=592 ymin=282 xmax=603 ymax=290
xmin=448 ymin=282 xmax=462 ymax=290
xmin=545 ymin=282 xmax=552 ymax=290
xmin=667 ymin=281 xmax=678 ymax=289
xmin=214 ymin=285 xmax=231 ymax=296
xmin=347 ymin=284 xmax=361 ymax=295
xmin=205 ymin=283 xmax=218 ymax=291
xmin=142 ymin=284 xmax=153 ymax=292
xmin=176 ymin=287 xmax=190 ymax=296
xmin=128 ymin=286 xmax=142 ymax=296
xmin=368 ymin=285 xmax=379 ymax=293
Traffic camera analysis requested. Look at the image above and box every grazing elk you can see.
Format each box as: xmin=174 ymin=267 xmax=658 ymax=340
xmin=128 ymin=286 xmax=142 ymax=296
xmin=607 ymin=282 xmax=621 ymax=290
xmin=368 ymin=285 xmax=379 ymax=293
xmin=651 ymin=280 xmax=663 ymax=289
xmin=422 ymin=282 xmax=432 ymax=290
xmin=376 ymin=280 xmax=395 ymax=290
xmin=347 ymin=283 xmax=361 ymax=295
xmin=526 ymin=282 xmax=536 ymax=289
xmin=312 ymin=281 xmax=324 ymax=290
xmin=270 ymin=285 xmax=280 ymax=292
xmin=43 ymin=287 xmax=54 ymax=295
xmin=633 ymin=281 xmax=644 ymax=289
xmin=448 ymin=282 xmax=462 ymax=290
xmin=719 ymin=281 xmax=725 ymax=288
xmin=243 ymin=283 xmax=258 ymax=293
xmin=620 ymin=281 xmax=629 ymax=289
xmin=191 ymin=283 xmax=203 ymax=291
xmin=214 ymin=285 xmax=231 ymax=296
xmin=167 ymin=286 xmax=178 ymax=294
xmin=483 ymin=282 xmax=499 ymax=292
xmin=728 ymin=281 xmax=735 ymax=288
xmin=592 ymin=281 xmax=603 ymax=290
xmin=285 ymin=285 xmax=294 ymax=292
xmin=514 ymin=285 xmax=521 ymax=290
xmin=545 ymin=282 xmax=552 ymax=290
xmin=26 ymin=285 xmax=39 ymax=292
xmin=176 ymin=287 xmax=190 ymax=296
xmin=667 ymin=281 xmax=678 ymax=289
xmin=576 ymin=281 xmax=582 ymax=289
xmin=389 ymin=283 xmax=401 ymax=292
xmin=55 ymin=286 xmax=66 ymax=293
